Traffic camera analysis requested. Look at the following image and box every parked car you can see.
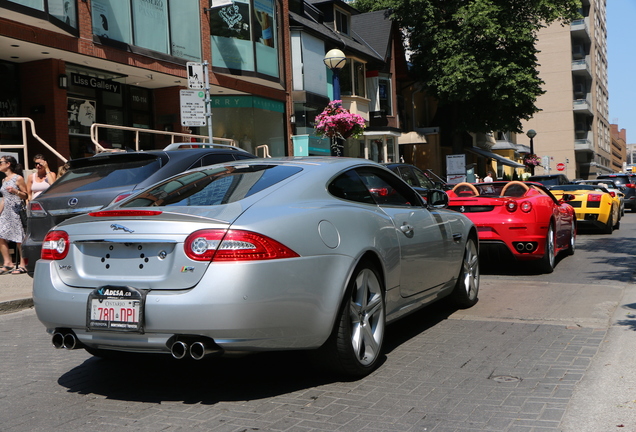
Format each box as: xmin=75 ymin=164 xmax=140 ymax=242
xmin=574 ymin=179 xmax=625 ymax=217
xmin=548 ymin=184 xmax=620 ymax=234
xmin=23 ymin=144 xmax=256 ymax=276
xmin=33 ymin=157 xmax=480 ymax=377
xmin=595 ymin=173 xmax=636 ymax=212
xmin=527 ymin=174 xmax=571 ymax=186
xmin=446 ymin=181 xmax=576 ymax=273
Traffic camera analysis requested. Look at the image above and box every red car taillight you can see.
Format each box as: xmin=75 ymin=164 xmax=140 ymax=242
xmin=520 ymin=201 xmax=533 ymax=213
xmin=184 ymin=229 xmax=300 ymax=262
xmin=587 ymin=194 xmax=602 ymax=202
xmin=88 ymin=210 xmax=163 ymax=217
xmin=625 ymin=184 xmax=635 ymax=189
xmin=505 ymin=200 xmax=517 ymax=212
xmin=41 ymin=230 xmax=70 ymax=260
xmin=609 ymin=191 xmax=616 ymax=198
xmin=29 ymin=201 xmax=47 ymax=217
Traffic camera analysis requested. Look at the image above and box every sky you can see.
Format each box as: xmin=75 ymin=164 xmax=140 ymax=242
xmin=607 ymin=1 xmax=636 ymax=144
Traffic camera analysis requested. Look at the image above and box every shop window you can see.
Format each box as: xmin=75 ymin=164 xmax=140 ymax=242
xmin=210 ymin=0 xmax=279 ymax=79
xmin=6 ymin=0 xmax=77 ymax=29
xmin=91 ymin=0 xmax=201 ymax=61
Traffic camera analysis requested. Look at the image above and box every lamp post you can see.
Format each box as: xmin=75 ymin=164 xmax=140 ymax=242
xmin=323 ymin=49 xmax=347 ymax=156
xmin=323 ymin=49 xmax=347 ymax=102
xmin=526 ymin=129 xmax=537 ymax=175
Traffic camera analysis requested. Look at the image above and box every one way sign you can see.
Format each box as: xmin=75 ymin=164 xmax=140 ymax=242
xmin=187 ymin=62 xmax=204 ymax=90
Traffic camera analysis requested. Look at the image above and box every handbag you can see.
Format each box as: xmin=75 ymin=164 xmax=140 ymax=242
xmin=19 ymin=202 xmax=27 ymax=230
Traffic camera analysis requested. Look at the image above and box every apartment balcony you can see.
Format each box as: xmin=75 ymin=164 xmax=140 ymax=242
xmin=575 ymin=138 xmax=594 ymax=153
xmin=573 ymin=98 xmax=593 ymax=116
xmin=571 ymin=56 xmax=592 ymax=78
xmin=570 ymin=17 xmax=591 ymax=42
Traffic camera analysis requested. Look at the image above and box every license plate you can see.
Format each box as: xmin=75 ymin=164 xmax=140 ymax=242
xmin=87 ymin=286 xmax=146 ymax=332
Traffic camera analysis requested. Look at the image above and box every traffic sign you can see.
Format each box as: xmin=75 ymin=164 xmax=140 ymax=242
xmin=556 ymin=162 xmax=566 ymax=171
xmin=186 ymin=62 xmax=204 ymax=89
xmin=180 ymin=90 xmax=206 ymax=126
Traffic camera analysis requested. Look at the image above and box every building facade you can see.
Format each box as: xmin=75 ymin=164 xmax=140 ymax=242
xmin=519 ymin=0 xmax=616 ymax=180
xmin=0 ymin=0 xmax=294 ymax=172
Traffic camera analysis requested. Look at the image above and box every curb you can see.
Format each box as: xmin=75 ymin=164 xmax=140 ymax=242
xmin=0 ymin=298 xmax=34 ymax=315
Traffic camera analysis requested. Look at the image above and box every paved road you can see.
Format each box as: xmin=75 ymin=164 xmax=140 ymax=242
xmin=0 ymin=214 xmax=634 ymax=431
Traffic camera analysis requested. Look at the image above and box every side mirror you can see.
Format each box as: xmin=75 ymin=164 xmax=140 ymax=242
xmin=427 ymin=189 xmax=449 ymax=209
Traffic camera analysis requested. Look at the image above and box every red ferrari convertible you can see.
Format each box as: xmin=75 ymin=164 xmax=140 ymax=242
xmin=446 ymin=181 xmax=576 ymax=273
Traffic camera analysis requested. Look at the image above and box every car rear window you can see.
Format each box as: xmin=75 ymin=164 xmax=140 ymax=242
xmin=49 ymin=157 xmax=162 ymax=194
xmin=598 ymin=174 xmax=634 ymax=185
xmin=121 ymin=164 xmax=302 ymax=207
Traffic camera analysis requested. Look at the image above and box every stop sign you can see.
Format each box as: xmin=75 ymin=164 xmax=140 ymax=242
xmin=556 ymin=163 xmax=566 ymax=171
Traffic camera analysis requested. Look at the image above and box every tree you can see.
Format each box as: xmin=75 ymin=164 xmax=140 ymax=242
xmin=353 ymin=0 xmax=581 ymax=150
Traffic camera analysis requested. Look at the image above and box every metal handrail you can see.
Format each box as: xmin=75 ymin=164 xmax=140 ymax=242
xmin=89 ymin=123 xmax=237 ymax=152
xmin=0 ymin=117 xmax=68 ymax=170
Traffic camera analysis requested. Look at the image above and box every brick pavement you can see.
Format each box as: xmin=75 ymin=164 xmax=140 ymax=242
xmin=0 ymin=305 xmax=606 ymax=432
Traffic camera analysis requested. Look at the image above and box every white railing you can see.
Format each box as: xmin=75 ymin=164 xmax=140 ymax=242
xmin=0 ymin=117 xmax=68 ymax=170
xmin=89 ymin=123 xmax=237 ymax=152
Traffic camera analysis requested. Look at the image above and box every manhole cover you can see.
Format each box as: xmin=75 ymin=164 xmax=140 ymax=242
xmin=491 ymin=375 xmax=521 ymax=383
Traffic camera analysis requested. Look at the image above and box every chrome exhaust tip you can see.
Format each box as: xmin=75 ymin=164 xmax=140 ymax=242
xmin=63 ymin=333 xmax=78 ymax=350
xmin=52 ymin=332 xmax=65 ymax=349
xmin=525 ymin=242 xmax=534 ymax=251
xmin=171 ymin=341 xmax=189 ymax=360
xmin=516 ymin=242 xmax=525 ymax=251
xmin=189 ymin=341 xmax=222 ymax=360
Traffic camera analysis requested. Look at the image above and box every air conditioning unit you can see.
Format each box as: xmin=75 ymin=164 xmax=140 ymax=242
xmin=572 ymin=45 xmax=585 ymax=60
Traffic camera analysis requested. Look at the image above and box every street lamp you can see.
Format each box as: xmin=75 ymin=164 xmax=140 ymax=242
xmin=323 ymin=49 xmax=346 ymax=102
xmin=526 ymin=129 xmax=537 ymax=175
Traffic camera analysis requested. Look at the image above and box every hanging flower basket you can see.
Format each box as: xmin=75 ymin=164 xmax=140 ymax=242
xmin=523 ymin=154 xmax=541 ymax=168
xmin=314 ymin=101 xmax=366 ymax=139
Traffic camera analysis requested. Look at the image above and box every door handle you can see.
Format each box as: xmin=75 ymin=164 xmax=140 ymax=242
xmin=400 ymin=223 xmax=414 ymax=237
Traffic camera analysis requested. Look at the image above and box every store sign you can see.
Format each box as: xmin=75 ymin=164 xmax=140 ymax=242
xmin=71 ymin=73 xmax=121 ymax=94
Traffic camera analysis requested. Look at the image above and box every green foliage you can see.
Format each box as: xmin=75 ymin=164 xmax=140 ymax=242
xmin=353 ymin=0 xmax=581 ymax=134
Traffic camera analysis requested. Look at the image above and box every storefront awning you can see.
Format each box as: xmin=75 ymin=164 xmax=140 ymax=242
xmin=466 ymin=147 xmax=525 ymax=168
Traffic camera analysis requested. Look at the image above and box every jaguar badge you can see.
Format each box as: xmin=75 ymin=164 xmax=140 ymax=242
xmin=110 ymin=224 xmax=134 ymax=233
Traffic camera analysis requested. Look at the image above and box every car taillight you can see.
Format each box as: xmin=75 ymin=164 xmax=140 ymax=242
xmin=520 ymin=201 xmax=532 ymax=213
xmin=184 ymin=229 xmax=300 ymax=262
xmin=505 ymin=200 xmax=517 ymax=212
xmin=89 ymin=210 xmax=163 ymax=217
xmin=625 ymin=184 xmax=635 ymax=189
xmin=609 ymin=191 xmax=616 ymax=198
xmin=41 ymin=230 xmax=69 ymax=260
xmin=29 ymin=201 xmax=47 ymax=217
xmin=587 ymin=194 xmax=602 ymax=202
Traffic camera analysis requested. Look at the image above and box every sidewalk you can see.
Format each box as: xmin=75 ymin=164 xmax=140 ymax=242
xmin=0 ymin=272 xmax=33 ymax=314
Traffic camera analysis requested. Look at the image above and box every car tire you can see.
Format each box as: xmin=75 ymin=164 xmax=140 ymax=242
xmin=320 ymin=261 xmax=386 ymax=377
xmin=451 ymin=237 xmax=479 ymax=308
xmin=566 ymin=220 xmax=576 ymax=256
xmin=603 ymin=215 xmax=614 ymax=234
xmin=537 ymin=224 xmax=556 ymax=274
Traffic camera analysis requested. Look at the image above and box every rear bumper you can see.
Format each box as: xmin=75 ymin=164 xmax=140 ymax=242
xmin=476 ymin=222 xmax=548 ymax=260
xmin=33 ymin=256 xmax=353 ymax=354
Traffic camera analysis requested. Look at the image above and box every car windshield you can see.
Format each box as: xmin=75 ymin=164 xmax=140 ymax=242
xmin=121 ymin=164 xmax=302 ymax=207
xmin=49 ymin=157 xmax=162 ymax=193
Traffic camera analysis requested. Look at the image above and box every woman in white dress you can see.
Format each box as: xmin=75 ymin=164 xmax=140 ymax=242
xmin=0 ymin=155 xmax=28 ymax=275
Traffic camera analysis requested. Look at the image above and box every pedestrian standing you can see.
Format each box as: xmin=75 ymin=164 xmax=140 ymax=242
xmin=0 ymin=155 xmax=28 ymax=274
xmin=26 ymin=154 xmax=57 ymax=201
xmin=484 ymin=171 xmax=494 ymax=182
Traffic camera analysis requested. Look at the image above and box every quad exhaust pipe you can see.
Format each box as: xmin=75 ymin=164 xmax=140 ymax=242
xmin=170 ymin=338 xmax=222 ymax=360
xmin=52 ymin=330 xmax=81 ymax=350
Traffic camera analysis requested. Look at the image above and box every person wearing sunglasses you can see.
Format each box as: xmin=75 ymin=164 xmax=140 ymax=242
xmin=0 ymin=155 xmax=28 ymax=275
xmin=26 ymin=154 xmax=57 ymax=201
